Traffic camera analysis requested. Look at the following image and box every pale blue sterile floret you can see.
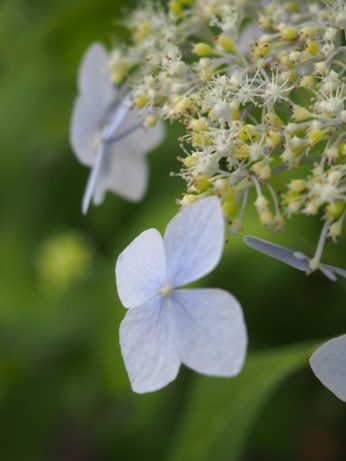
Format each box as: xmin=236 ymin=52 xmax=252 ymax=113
xmin=310 ymin=335 xmax=346 ymax=402
xmin=116 ymin=197 xmax=248 ymax=393
xmin=244 ymin=235 xmax=346 ymax=281
xmin=70 ymin=42 xmax=165 ymax=214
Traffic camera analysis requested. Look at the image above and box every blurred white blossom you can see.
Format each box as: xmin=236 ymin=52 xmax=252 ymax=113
xmin=70 ymin=43 xmax=165 ymax=213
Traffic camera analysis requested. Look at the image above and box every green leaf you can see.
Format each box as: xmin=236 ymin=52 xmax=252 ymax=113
xmin=167 ymin=341 xmax=322 ymax=461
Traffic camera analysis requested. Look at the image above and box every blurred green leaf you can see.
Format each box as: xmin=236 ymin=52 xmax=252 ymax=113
xmin=167 ymin=341 xmax=321 ymax=461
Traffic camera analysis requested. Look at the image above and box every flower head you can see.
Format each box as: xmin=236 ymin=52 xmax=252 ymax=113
xmin=70 ymin=42 xmax=165 ymax=214
xmin=310 ymin=335 xmax=346 ymax=402
xmin=116 ymin=197 xmax=247 ymax=393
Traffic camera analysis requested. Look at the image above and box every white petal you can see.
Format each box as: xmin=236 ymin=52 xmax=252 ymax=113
xmin=70 ymin=96 xmax=103 ymax=166
xmin=244 ymin=236 xmax=310 ymax=272
xmin=116 ymin=229 xmax=167 ymax=308
xmin=92 ymin=108 xmax=164 ymax=204
xmin=319 ymin=265 xmax=337 ymax=282
xmin=120 ymin=297 xmax=180 ymax=393
xmin=78 ymin=42 xmax=114 ymax=111
xmin=310 ymin=335 xmax=346 ymax=402
xmin=121 ymin=117 xmax=165 ymax=155
xmin=171 ymin=288 xmax=247 ymax=377
xmin=92 ymin=144 xmax=149 ymax=204
xmin=107 ymin=107 xmax=165 ymax=155
xmin=164 ymin=197 xmax=224 ymax=287
xmin=103 ymin=96 xmax=132 ymax=140
xmin=82 ymin=146 xmax=104 ymax=214
xmin=321 ymin=263 xmax=346 ymax=280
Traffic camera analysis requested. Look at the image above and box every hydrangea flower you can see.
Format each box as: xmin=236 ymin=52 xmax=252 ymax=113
xmin=115 ymin=197 xmax=247 ymax=393
xmin=244 ymin=235 xmax=346 ymax=281
xmin=310 ymin=335 xmax=346 ymax=402
xmin=70 ymin=42 xmax=165 ymax=214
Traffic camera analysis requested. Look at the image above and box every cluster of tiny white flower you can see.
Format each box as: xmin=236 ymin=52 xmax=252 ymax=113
xmin=70 ymin=0 xmax=346 ymax=396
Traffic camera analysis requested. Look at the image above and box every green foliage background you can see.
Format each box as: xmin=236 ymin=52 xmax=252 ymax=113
xmin=1 ymin=1 xmax=346 ymax=460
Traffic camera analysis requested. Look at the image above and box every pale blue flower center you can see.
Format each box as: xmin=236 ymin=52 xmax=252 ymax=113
xmin=159 ymin=283 xmax=174 ymax=296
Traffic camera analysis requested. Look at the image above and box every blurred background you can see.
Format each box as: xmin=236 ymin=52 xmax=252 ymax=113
xmin=1 ymin=1 xmax=346 ymax=460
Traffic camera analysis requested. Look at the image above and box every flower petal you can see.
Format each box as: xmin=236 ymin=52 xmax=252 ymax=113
xmin=319 ymin=265 xmax=337 ymax=282
xmin=116 ymin=229 xmax=167 ymax=308
xmin=244 ymin=236 xmax=310 ymax=271
xmin=163 ymin=197 xmax=224 ymax=287
xmin=120 ymin=297 xmax=180 ymax=393
xmin=103 ymin=96 xmax=132 ymax=140
xmin=92 ymin=144 xmax=149 ymax=204
xmin=106 ymin=106 xmax=165 ymax=155
xmin=321 ymin=263 xmax=346 ymax=280
xmin=82 ymin=145 xmax=104 ymax=215
xmin=120 ymin=117 xmax=165 ymax=155
xmin=171 ymin=288 xmax=247 ymax=377
xmin=78 ymin=42 xmax=114 ymax=112
xmin=78 ymin=103 xmax=164 ymax=209
xmin=310 ymin=335 xmax=346 ymax=402
xmin=70 ymin=96 xmax=103 ymax=166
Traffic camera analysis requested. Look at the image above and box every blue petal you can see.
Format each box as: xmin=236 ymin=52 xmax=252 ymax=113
xmin=310 ymin=335 xmax=346 ymax=402
xmin=163 ymin=197 xmax=224 ymax=287
xmin=90 ymin=109 xmax=165 ymax=205
xmin=120 ymin=296 xmax=180 ymax=393
xmin=82 ymin=145 xmax=104 ymax=214
xmin=244 ymin=235 xmax=310 ymax=271
xmin=116 ymin=229 xmax=167 ymax=308
xmin=170 ymin=288 xmax=247 ymax=376
xmin=103 ymin=97 xmax=131 ymax=141
xmin=117 ymin=112 xmax=165 ymax=155
xmin=92 ymin=144 xmax=149 ymax=204
xmin=319 ymin=265 xmax=337 ymax=281
xmin=321 ymin=263 xmax=346 ymax=281
xmin=70 ymin=96 xmax=104 ymax=167
xmin=77 ymin=42 xmax=114 ymax=112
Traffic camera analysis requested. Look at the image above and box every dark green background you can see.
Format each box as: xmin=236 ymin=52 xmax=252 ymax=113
xmin=1 ymin=1 xmax=346 ymax=460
